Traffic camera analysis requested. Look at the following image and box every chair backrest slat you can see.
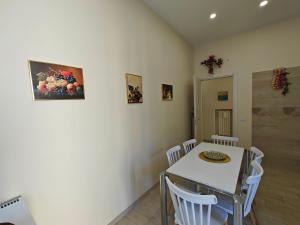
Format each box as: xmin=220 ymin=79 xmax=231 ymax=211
xmin=183 ymin=139 xmax=197 ymax=154
xmin=183 ymin=200 xmax=190 ymax=225
xmin=200 ymin=204 xmax=203 ymax=225
xmin=207 ymin=205 xmax=211 ymax=225
xmin=211 ymin=135 xmax=239 ymax=146
xmin=191 ymin=202 xmax=196 ymax=225
xmin=177 ymin=195 xmax=185 ymax=224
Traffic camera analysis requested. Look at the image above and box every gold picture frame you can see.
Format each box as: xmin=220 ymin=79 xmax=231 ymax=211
xmin=125 ymin=73 xmax=143 ymax=104
xmin=28 ymin=60 xmax=85 ymax=100
xmin=162 ymin=84 xmax=173 ymax=101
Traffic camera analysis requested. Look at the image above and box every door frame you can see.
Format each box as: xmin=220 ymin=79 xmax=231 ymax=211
xmin=193 ymin=74 xmax=237 ymax=141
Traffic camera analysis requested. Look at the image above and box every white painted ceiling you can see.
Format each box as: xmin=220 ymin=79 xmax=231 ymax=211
xmin=142 ymin=0 xmax=300 ymax=45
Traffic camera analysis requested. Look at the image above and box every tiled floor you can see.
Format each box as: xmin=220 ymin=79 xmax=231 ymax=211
xmin=116 ymin=159 xmax=300 ymax=225
xmin=115 ymin=182 xmax=237 ymax=225
xmin=255 ymin=161 xmax=300 ymax=225
xmin=116 ymin=185 xmax=161 ymax=225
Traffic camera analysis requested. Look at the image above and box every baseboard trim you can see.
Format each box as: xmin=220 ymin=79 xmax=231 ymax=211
xmin=108 ymin=182 xmax=159 ymax=225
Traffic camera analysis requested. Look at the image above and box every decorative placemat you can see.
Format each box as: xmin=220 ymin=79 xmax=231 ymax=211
xmin=199 ymin=151 xmax=231 ymax=163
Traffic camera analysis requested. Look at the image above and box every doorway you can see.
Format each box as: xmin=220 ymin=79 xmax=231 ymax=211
xmin=194 ymin=76 xmax=234 ymax=142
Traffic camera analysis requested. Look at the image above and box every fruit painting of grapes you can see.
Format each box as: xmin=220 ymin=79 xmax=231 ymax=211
xmin=126 ymin=73 xmax=143 ymax=104
xmin=29 ymin=60 xmax=85 ymax=100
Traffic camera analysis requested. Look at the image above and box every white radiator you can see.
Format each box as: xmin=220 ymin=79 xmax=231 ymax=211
xmin=215 ymin=109 xmax=232 ymax=136
xmin=0 ymin=196 xmax=36 ymax=225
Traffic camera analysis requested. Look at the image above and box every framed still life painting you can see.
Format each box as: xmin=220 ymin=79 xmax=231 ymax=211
xmin=162 ymin=84 xmax=173 ymax=101
xmin=28 ymin=60 xmax=85 ymax=100
xmin=126 ymin=73 xmax=143 ymax=103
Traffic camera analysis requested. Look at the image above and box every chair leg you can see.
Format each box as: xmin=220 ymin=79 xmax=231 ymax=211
xmin=167 ymin=202 xmax=177 ymax=225
xmin=167 ymin=200 xmax=174 ymax=214
xmin=249 ymin=206 xmax=259 ymax=225
xmin=252 ymin=200 xmax=259 ymax=225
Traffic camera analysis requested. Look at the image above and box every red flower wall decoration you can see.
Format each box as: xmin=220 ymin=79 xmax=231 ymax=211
xmin=201 ymin=55 xmax=223 ymax=74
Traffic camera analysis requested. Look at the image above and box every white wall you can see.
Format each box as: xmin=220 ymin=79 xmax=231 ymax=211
xmin=0 ymin=0 xmax=193 ymax=224
xmin=194 ymin=16 xmax=300 ymax=147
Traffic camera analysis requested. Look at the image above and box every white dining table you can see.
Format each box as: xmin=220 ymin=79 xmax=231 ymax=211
xmin=160 ymin=142 xmax=246 ymax=225
xmin=167 ymin=142 xmax=244 ymax=195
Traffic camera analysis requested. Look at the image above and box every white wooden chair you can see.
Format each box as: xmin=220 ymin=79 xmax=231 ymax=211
xmin=216 ymin=161 xmax=264 ymax=221
xmin=249 ymin=146 xmax=264 ymax=164
xmin=211 ymin=135 xmax=239 ymax=146
xmin=166 ymin=145 xmax=182 ymax=167
xmin=167 ymin=145 xmax=202 ymax=193
xmin=183 ymin=139 xmax=197 ymax=154
xmin=241 ymin=147 xmax=264 ymax=191
xmin=245 ymin=146 xmax=264 ymax=177
xmin=166 ymin=177 xmax=228 ymax=225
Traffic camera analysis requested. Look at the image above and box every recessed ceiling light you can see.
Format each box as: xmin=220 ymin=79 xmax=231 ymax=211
xmin=259 ymin=0 xmax=269 ymax=7
xmin=210 ymin=13 xmax=217 ymax=19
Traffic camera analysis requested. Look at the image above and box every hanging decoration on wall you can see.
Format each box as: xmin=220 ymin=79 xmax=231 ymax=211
xmin=29 ymin=60 xmax=85 ymax=100
xmin=272 ymin=68 xmax=290 ymax=96
xmin=162 ymin=84 xmax=173 ymax=101
xmin=126 ymin=73 xmax=143 ymax=103
xmin=200 ymin=55 xmax=223 ymax=74
xmin=218 ymin=91 xmax=228 ymax=101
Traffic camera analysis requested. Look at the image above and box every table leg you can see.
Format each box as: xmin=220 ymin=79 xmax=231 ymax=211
xmin=233 ymin=195 xmax=244 ymax=225
xmin=160 ymin=171 xmax=168 ymax=225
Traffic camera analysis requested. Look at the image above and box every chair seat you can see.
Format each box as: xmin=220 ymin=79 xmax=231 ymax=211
xmin=215 ymin=195 xmax=234 ymax=215
xmin=176 ymin=204 xmax=228 ymax=225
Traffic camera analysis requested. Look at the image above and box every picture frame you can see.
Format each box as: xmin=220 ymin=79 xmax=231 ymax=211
xmin=125 ymin=73 xmax=143 ymax=104
xmin=217 ymin=91 xmax=228 ymax=101
xmin=28 ymin=60 xmax=85 ymax=100
xmin=162 ymin=84 xmax=173 ymax=101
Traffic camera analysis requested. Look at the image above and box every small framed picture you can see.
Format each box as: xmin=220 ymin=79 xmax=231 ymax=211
xmin=126 ymin=73 xmax=143 ymax=103
xmin=29 ymin=60 xmax=85 ymax=100
xmin=218 ymin=91 xmax=228 ymax=101
xmin=162 ymin=84 xmax=173 ymax=101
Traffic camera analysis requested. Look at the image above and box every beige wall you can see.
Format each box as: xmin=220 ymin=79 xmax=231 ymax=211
xmin=201 ymin=77 xmax=233 ymax=140
xmin=194 ymin=16 xmax=300 ymax=147
xmin=252 ymin=67 xmax=300 ymax=224
xmin=0 ymin=0 xmax=193 ymax=224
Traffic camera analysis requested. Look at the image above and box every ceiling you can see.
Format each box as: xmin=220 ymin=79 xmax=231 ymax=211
xmin=142 ymin=0 xmax=300 ymax=45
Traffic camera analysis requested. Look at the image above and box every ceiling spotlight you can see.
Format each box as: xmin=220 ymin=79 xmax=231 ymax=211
xmin=259 ymin=0 xmax=269 ymax=7
xmin=210 ymin=13 xmax=217 ymax=19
